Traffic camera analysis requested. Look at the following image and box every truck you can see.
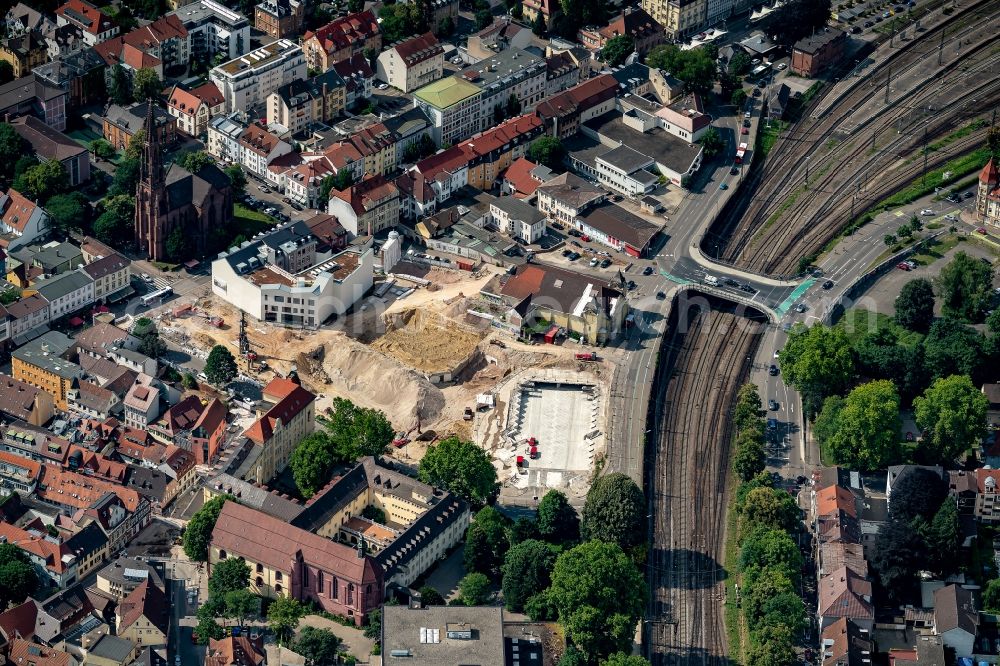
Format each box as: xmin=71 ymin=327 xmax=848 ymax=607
xmin=575 ymin=352 xmax=598 ymax=361
xmin=704 ymin=275 xmax=719 ymax=286
xmin=735 ymin=142 xmax=749 ymax=164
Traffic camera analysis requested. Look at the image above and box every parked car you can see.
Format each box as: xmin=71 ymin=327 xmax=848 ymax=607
xmin=741 ymin=127 xmax=750 ymax=135
xmin=744 ymin=111 xmax=752 ymax=119
xmin=656 ymin=291 xmax=666 ymax=299
xmin=720 ymin=183 xmax=728 ymax=190
xmin=600 ymin=258 xmax=612 ymax=268
xmin=731 ymin=166 xmax=740 ymax=175
xmin=752 ymin=88 xmax=761 ymax=97
xmin=776 ymin=63 xmax=787 ymax=70
xmin=795 ymin=303 xmax=807 ymax=313
xmin=627 ymin=280 xmax=637 ymax=290
xmin=864 ymin=20 xmax=874 ymax=26
xmin=724 ymin=278 xmax=739 ymax=287
xmin=743 ymin=119 xmax=751 ymax=128
xmin=376 ymin=82 xmax=388 ymax=90
xmin=920 ymin=208 xmax=934 ymax=215
xmin=571 ymin=240 xmax=582 ymax=247
xmin=562 ymin=249 xmax=572 ymax=257
xmin=590 ymin=257 xmax=599 ymax=267
xmin=140 ymin=272 xmax=152 ymax=283
xmin=740 ymin=283 xmax=756 ymax=294
xmin=896 ymin=261 xmax=911 ymax=271
xmin=568 ymin=228 xmax=582 ymax=237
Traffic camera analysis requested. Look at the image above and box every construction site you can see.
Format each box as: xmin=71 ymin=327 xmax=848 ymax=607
xmin=157 ymin=265 xmax=610 ymax=491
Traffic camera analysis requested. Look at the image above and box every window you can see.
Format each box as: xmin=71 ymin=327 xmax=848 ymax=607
xmin=218 ymin=550 xmax=227 ymax=559
xmin=256 ymin=563 xmax=264 ymax=573
xmin=317 ymin=570 xmax=324 ymax=594
xmin=275 ymin=571 xmax=283 ymax=582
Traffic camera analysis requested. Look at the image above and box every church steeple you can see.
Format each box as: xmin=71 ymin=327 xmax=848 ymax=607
xmin=139 ymin=99 xmax=164 ymax=188
xmin=135 ymin=98 xmax=166 ymax=260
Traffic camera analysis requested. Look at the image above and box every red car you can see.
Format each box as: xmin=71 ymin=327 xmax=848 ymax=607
xmin=580 ymin=235 xmax=591 ymax=242
xmin=740 ymin=127 xmax=749 ymax=135
xmin=896 ymin=262 xmax=911 ymax=271
xmin=527 ymin=436 xmax=537 ymax=447
xmin=529 ymin=446 xmax=539 ymax=459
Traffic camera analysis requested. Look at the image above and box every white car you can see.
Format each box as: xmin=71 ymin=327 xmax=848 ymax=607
xmin=377 ymin=82 xmax=388 ymax=90
xmin=744 ymin=111 xmax=751 ymax=119
xmin=140 ymin=272 xmax=152 ymax=283
xmin=920 ymin=208 xmax=934 ymax=216
xmin=776 ymin=63 xmax=787 ymax=70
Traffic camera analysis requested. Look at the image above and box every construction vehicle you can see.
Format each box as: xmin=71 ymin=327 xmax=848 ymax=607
xmin=575 ymin=352 xmax=598 ymax=361
xmin=463 ymin=407 xmax=474 ymax=421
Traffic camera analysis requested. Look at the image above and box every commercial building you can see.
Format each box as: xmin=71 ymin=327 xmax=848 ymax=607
xmin=123 ymin=373 xmax=161 ymax=429
xmin=536 ymin=172 xmax=606 ymax=225
xmin=655 ymin=93 xmax=712 ymax=142
xmin=302 ymin=10 xmax=381 ymax=71
xmin=266 ymin=70 xmax=346 ymax=137
xmin=11 ymin=114 xmax=90 ymax=186
xmin=0 ymin=73 xmax=67 ymax=130
xmin=169 ymin=0 xmax=249 ymax=61
xmin=481 ymin=263 xmax=628 ymax=344
xmin=212 ymin=221 xmax=374 ymax=327
xmin=413 ymin=75 xmax=483 ymax=146
xmin=5 ymin=293 xmax=50 ymax=342
xmin=165 ymin=82 xmax=225 ymax=137
xmin=376 ymin=32 xmax=444 ymax=94
xmin=95 ymin=557 xmax=165 ymax=600
xmin=0 ymin=448 xmax=41 ymax=493
xmin=11 ymin=330 xmax=81 ymax=411
xmin=534 ymin=74 xmax=618 ymax=139
xmin=975 ymin=159 xmax=1000 ymax=229
xmin=244 ymin=376 xmax=315 ymax=486
xmin=30 ymin=269 xmax=95 ymax=321
xmin=80 ymin=252 xmax=130 ymax=303
xmin=209 ymin=39 xmax=306 ymax=114
xmin=381 ymin=606 xmax=505 ymax=664
xmin=460 ymin=48 xmax=547 ymax=123
xmin=239 ymin=123 xmax=293 ymax=179
xmin=641 ymin=0 xmax=754 ymax=40
xmin=0 ymin=519 xmax=79 ymax=587
xmin=575 ymin=202 xmax=662 ymax=257
xmin=791 ymin=29 xmax=847 ymax=77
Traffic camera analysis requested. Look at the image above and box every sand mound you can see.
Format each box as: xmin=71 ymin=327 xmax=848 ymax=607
xmin=371 ymin=308 xmax=484 ymax=374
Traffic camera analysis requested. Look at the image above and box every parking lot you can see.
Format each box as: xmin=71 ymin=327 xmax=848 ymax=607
xmin=514 ymin=382 xmax=600 ymax=474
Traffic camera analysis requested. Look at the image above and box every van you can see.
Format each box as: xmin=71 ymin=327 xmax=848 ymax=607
xmin=704 ymin=275 xmax=719 ymax=286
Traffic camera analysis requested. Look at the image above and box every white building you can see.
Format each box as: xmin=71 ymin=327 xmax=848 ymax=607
xmin=595 ymin=145 xmax=659 ymax=197
xmin=489 ymin=197 xmax=545 ymax=244
xmin=55 ymin=0 xmax=118 ymax=46
xmin=169 ymin=0 xmax=249 ymax=61
xmin=536 ymin=172 xmax=606 ymax=226
xmin=239 ymin=124 xmax=293 ymax=179
xmin=165 ymin=82 xmax=226 ymax=137
xmin=206 ymin=113 xmax=245 ymax=163
xmin=375 ymin=32 xmax=444 ymax=93
xmin=32 ymin=269 xmax=95 ymax=321
xmin=80 ymin=252 xmax=131 ymax=303
xmin=210 ymin=39 xmax=306 ymax=114
xmin=413 ymin=75 xmax=482 ymax=146
xmin=461 ymin=48 xmax=547 ymax=123
xmin=212 ymin=221 xmax=373 ymax=326
xmin=0 ymin=189 xmax=49 ymax=250
xmin=123 ymin=373 xmax=161 ymax=428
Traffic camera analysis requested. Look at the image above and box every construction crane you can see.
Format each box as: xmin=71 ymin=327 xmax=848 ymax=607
xmin=237 ymin=312 xmax=265 ymax=371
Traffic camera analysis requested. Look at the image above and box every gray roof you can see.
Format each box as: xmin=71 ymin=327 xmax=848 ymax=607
xmin=577 ymin=202 xmax=661 ymax=251
xmin=584 ymin=111 xmax=703 ymax=176
xmin=105 ymin=102 xmax=170 ymax=135
xmin=89 ymin=634 xmax=136 ymax=661
xmin=461 ymin=48 xmax=543 ymax=89
xmin=12 ymin=330 xmax=81 ymax=380
xmin=32 ymin=269 xmax=93 ymax=302
xmin=535 ymin=172 xmax=605 ymax=210
xmin=489 ymin=196 xmax=544 ymax=225
xmin=793 ymin=28 xmax=845 ymax=55
xmin=31 ymin=241 xmax=82 ymax=270
xmin=381 ymin=606 xmax=505 ymax=665
xmin=597 ymin=144 xmax=654 ymax=174
xmin=933 ymin=585 xmax=978 ymax=636
xmin=205 ymin=472 xmax=303 ymax=522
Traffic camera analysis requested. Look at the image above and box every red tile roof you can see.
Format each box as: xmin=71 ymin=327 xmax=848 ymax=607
xmin=463 ymin=114 xmax=542 ymax=157
xmin=56 ymin=0 xmax=114 ymax=35
xmin=331 ymin=174 xmax=399 ymax=217
xmin=1 ymin=188 xmax=41 ymax=234
xmin=206 ymin=636 xmax=266 ymax=666
xmin=122 ymin=42 xmax=160 ymax=70
xmin=535 ymin=74 xmax=618 ymax=121
xmin=7 ymin=638 xmax=72 ymax=666
xmin=38 ymin=464 xmax=144 ymax=513
xmin=123 ymin=14 xmax=186 ymax=50
xmin=0 ymin=601 xmax=38 ymax=643
xmin=817 ymin=485 xmax=857 ymax=518
xmin=168 ymin=83 xmax=224 ymax=117
xmin=194 ymin=398 xmax=227 ymax=437
xmin=240 ymin=124 xmax=284 ymax=156
xmin=502 ymin=157 xmax=542 ymax=198
xmin=819 ymin=567 xmax=873 ymax=621
xmin=117 ymin=580 xmax=169 ymax=635
xmin=245 ymin=385 xmax=315 ymax=445
xmin=305 ymin=10 xmax=380 ymax=56
xmin=0 ymin=520 xmax=74 ymax=574
xmin=393 ymin=32 xmax=443 ymax=66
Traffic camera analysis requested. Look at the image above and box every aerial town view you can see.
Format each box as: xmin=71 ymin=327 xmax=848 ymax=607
xmin=0 ymin=0 xmax=997 ymax=661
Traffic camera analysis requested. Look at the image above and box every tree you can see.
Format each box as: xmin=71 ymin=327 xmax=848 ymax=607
xmin=363 ymin=608 xmax=381 ymax=641
xmin=183 ymin=495 xmax=230 ymax=561
xmin=698 ymin=127 xmax=725 ymax=158
xmin=319 ymin=397 xmax=394 ymax=461
xmin=779 ymin=324 xmax=854 ymax=416
xmin=456 ymin=572 xmax=493 ymax=605
xmin=871 ymin=519 xmax=924 ymax=596
xmin=603 ymin=655 xmax=650 ymax=666
xmin=419 ymin=436 xmax=498 ymax=506
xmin=732 ymin=432 xmax=766 ymax=482
xmin=90 ymin=138 xmax=116 ymax=161
xmin=923 ymin=318 xmax=985 ymax=381
xmin=110 ymin=64 xmax=132 ymax=105
xmin=927 ymin=499 xmax=961 ymax=575
xmin=826 ymin=380 xmax=902 ymax=472
xmin=532 ymin=11 xmax=546 ymax=35
xmin=474 ymin=8 xmax=492 ymax=29
xmin=746 ymin=624 xmax=796 ymax=666
xmin=501 ymin=539 xmax=559 ymax=612
xmin=195 ymin=601 xmax=226 ymax=644
xmin=536 ymin=489 xmax=579 ymax=545
xmin=548 ymin=541 xmax=646 ymax=662
xmin=437 ymin=15 xmax=454 ymax=35
xmin=852 ymin=330 xmax=928 ymax=405
xmin=762 ymin=0 xmax=833 ymax=45
xmin=418 ymin=586 xmax=445 ymax=606
xmin=0 ymin=124 xmax=26 ymax=181
xmin=0 ymin=543 xmax=38 ymax=609
xmin=601 ymin=34 xmax=634 ymax=67
xmin=580 ymin=473 xmax=645 ymax=552
xmin=464 ymin=506 xmax=511 ymax=577
xmin=109 ymin=156 xmax=141 ymax=198
xmin=183 ymin=373 xmax=198 ymax=389
xmin=742 ymin=566 xmax=795 ymax=623
xmin=740 ymin=487 xmax=800 ymax=534
xmin=16 ymin=159 xmax=69 ymax=203
xmin=913 ymin=374 xmax=989 ymax=464
xmin=646 ymin=44 xmax=717 ymax=95
xmin=884 ymin=234 xmax=898 ymax=247
xmin=936 ymin=251 xmax=994 ymax=322
xmin=223 ymin=588 xmax=258 ymax=627
xmin=133 ymin=67 xmax=163 ymax=102
xmin=984 ymin=579 xmax=1000 ymax=614
xmin=222 ymin=164 xmax=247 ymax=194
xmin=209 ymin=557 xmax=250 ymax=597
xmin=177 ymin=150 xmax=215 ymax=173
xmin=267 ymin=595 xmax=305 ymax=645
xmin=165 ymin=225 xmax=192 ymax=263
xmin=45 ymin=192 xmax=89 ymax=234
xmin=0 ymin=61 xmax=13 ymax=85
xmin=125 ymin=130 xmax=147 ymax=160
xmin=728 ymin=51 xmax=752 ymax=76
xmin=894 ymin=278 xmax=935 ymax=333
xmin=348 ymin=0 xmax=364 ymax=11
xmin=0 ymin=286 xmax=22 ymax=305
xmin=731 ymin=88 xmax=748 ymax=107
xmin=528 ymin=136 xmax=566 ymax=170
xmin=379 ymin=2 xmax=427 ymax=42
xmin=888 ymin=467 xmax=947 ymax=524
xmin=205 ymin=345 xmax=238 ymax=385
xmin=735 ymin=383 xmax=764 ymax=427
xmin=293 ymin=627 xmax=341 ymax=665
xmin=812 ymin=395 xmax=845 ymax=452
xmin=739 ymin=527 xmax=803 ymax=580
xmin=559 ymin=647 xmax=587 ymax=666
xmin=510 ymin=516 xmax=539 ymax=545
xmin=291 ymin=432 xmax=336 ymax=498
xmin=136 ymin=319 xmax=166 ymax=358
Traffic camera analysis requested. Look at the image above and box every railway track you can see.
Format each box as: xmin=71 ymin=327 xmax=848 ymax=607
xmin=705 ymin=0 xmax=1000 ymax=276
xmin=646 ymin=295 xmax=766 ymax=665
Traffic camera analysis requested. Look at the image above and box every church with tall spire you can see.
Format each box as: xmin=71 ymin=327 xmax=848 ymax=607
xmin=134 ymin=102 xmax=234 ymax=262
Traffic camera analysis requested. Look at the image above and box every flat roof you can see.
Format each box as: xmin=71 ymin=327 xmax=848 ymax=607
xmin=382 ymin=606 xmax=505 ymax=666
xmin=215 ymin=39 xmax=300 ymax=76
xmin=584 ymin=112 xmax=703 ymax=175
xmin=413 ymin=75 xmax=481 ymax=110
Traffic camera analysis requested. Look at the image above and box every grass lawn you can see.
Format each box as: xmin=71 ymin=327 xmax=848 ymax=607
xmin=908 ymin=234 xmax=962 ymax=266
xmin=723 ymin=497 xmax=744 ymax=664
xmin=232 ymin=203 xmax=277 ymax=237
xmin=758 ymin=120 xmax=789 ymax=158
xmin=834 ymin=307 xmax=925 ymax=349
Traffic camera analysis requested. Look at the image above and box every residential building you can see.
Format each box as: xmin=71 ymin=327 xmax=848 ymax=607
xmin=86 ymin=635 xmax=137 ymax=666
xmin=31 ymin=269 xmax=95 ymax=320
xmin=11 ymin=114 xmax=89 ymax=185
xmin=169 ymin=0 xmax=249 ymax=61
xmin=932 ymin=585 xmax=978 ymax=657
xmin=6 ymin=3 xmax=54 ymax=38
xmin=254 ymin=0 xmax=303 ymax=38
xmin=535 ymin=74 xmax=618 ymax=139
xmin=95 ymin=557 xmax=165 ymax=599
xmin=266 ymin=70 xmax=346 ymax=137
xmin=489 ymin=197 xmax=545 ymax=244
xmin=481 ymin=263 xmax=628 ymax=343
xmin=27 ymin=240 xmax=83 ymax=274
xmin=150 ymin=395 xmax=227 ymax=464
xmin=464 ymin=114 xmax=545 ymax=191
xmin=165 ymin=82 xmax=225 ymax=137
xmin=238 ymin=376 xmax=315 ymax=484
xmin=818 ymin=567 xmax=874 ymax=632
xmin=975 ymin=159 xmax=1000 ymax=229
xmin=212 ymin=222 xmax=373 ymax=327
xmin=792 ymin=29 xmax=847 ymax=77
xmin=67 ymin=379 xmax=121 ymax=419
xmin=347 ymin=122 xmax=397 ymax=176
xmin=0 ymin=519 xmax=79 ymax=587
xmin=467 ymin=17 xmax=535 ymax=61
xmin=31 ymin=47 xmax=106 ymax=112
xmin=381 ymin=606 xmax=504 ymax=663
xmin=536 ymin=171 xmax=605 ymax=224
xmin=290 ymin=456 xmax=469 ymax=587
xmin=820 ymin=618 xmax=874 ymax=666
xmin=577 ymin=7 xmax=665 ymax=56
xmin=103 ymin=101 xmax=176 ymax=152
xmin=206 ymin=113 xmax=245 ymax=164
xmin=522 ymin=0 xmax=556 ymax=31
xmin=115 ymin=580 xmax=168 ymax=648
xmin=328 ymin=174 xmax=400 ymax=237
xmin=302 ymin=11 xmax=381 ymax=71
xmin=427 ymin=0 xmax=459 ymax=35
xmin=464 ymin=48 xmax=547 ymax=122
xmin=11 ymin=330 xmax=81 ymax=410
xmin=655 ymin=93 xmax=712 ymax=142
xmin=123 ymin=374 xmax=161 ymax=429
xmin=119 ymin=15 xmax=190 ymax=76
xmin=0 ymin=73 xmax=67 ymax=130
xmin=413 ymin=75 xmax=482 ymax=146
xmin=134 ymin=105 xmax=234 ymax=262
xmin=545 ymin=51 xmax=579 ymax=98
xmin=0 ymin=188 xmax=49 ymax=250
xmin=210 ymin=39 xmax=306 ymax=114
xmin=55 ymin=0 xmax=117 ymax=46
xmin=376 ymin=32 xmax=444 ymax=93
xmin=206 ymin=636 xmax=265 ymax=666
xmin=0 ymin=373 xmax=55 ymax=426
xmin=0 ymin=30 xmax=48 ymax=79
xmin=5 ymin=293 xmax=49 ymax=342
xmin=210 ymin=500 xmax=382 ymax=625
xmin=239 ymin=123 xmax=293 ymax=179
xmin=0 ymin=449 xmax=41 ymax=493
xmin=80 ymin=252 xmax=131 ymax=303
xmin=7 ymin=639 xmax=78 ymax=666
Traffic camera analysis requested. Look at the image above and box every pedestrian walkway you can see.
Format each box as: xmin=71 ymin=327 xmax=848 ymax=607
xmin=775 ymin=279 xmax=816 ymax=316
xmin=659 ymin=270 xmax=692 ymax=285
